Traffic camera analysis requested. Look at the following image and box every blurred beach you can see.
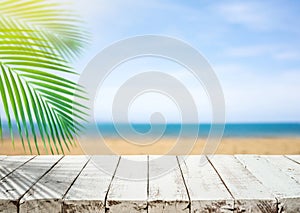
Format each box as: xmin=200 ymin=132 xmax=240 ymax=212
xmin=1 ymin=137 xmax=300 ymax=155
xmin=1 ymin=123 xmax=299 ymax=155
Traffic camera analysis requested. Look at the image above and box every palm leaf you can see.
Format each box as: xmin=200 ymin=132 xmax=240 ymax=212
xmin=0 ymin=0 xmax=89 ymax=154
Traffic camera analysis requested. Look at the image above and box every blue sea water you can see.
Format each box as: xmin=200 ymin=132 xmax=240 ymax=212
xmin=2 ymin=123 xmax=300 ymax=138
xmin=95 ymin=123 xmax=300 ymax=138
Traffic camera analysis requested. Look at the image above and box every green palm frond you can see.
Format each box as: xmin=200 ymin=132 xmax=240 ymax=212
xmin=0 ymin=0 xmax=89 ymax=154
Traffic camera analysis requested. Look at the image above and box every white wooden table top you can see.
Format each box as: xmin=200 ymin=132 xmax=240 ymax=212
xmin=0 ymin=155 xmax=299 ymax=213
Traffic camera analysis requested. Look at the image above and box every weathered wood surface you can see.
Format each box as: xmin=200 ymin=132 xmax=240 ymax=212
xmin=178 ymin=156 xmax=234 ymax=212
xmin=63 ymin=156 xmax=120 ymax=213
xmin=106 ymin=156 xmax=148 ymax=213
xmin=263 ymin=155 xmax=300 ymax=183
xmin=0 ymin=156 xmax=7 ymax=161
xmin=236 ymin=155 xmax=300 ymax=212
xmin=286 ymin=155 xmax=300 ymax=164
xmin=208 ymin=155 xmax=277 ymax=213
xmin=19 ymin=156 xmax=89 ymax=213
xmin=0 ymin=155 xmax=298 ymax=213
xmin=0 ymin=155 xmax=62 ymax=212
xmin=148 ymin=155 xmax=189 ymax=213
xmin=0 ymin=156 xmax=33 ymax=180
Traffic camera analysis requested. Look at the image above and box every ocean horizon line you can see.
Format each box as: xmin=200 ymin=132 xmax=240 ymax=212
xmin=2 ymin=122 xmax=300 ymax=138
xmin=94 ymin=122 xmax=300 ymax=125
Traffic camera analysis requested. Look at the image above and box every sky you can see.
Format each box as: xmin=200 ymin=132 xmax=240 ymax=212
xmin=3 ymin=0 xmax=300 ymax=124
xmin=69 ymin=0 xmax=300 ymax=123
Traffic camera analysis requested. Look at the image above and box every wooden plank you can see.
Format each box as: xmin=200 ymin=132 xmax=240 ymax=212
xmin=262 ymin=155 xmax=300 ymax=183
xmin=19 ymin=155 xmax=89 ymax=213
xmin=0 ymin=156 xmax=34 ymax=180
xmin=63 ymin=155 xmax=120 ymax=213
xmin=0 ymin=154 xmax=296 ymax=212
xmin=178 ymin=156 xmax=234 ymax=212
xmin=208 ymin=155 xmax=277 ymax=213
xmin=106 ymin=155 xmax=148 ymax=213
xmin=285 ymin=155 xmax=300 ymax=164
xmin=236 ymin=155 xmax=300 ymax=212
xmin=0 ymin=155 xmax=62 ymax=212
xmin=148 ymin=155 xmax=189 ymax=213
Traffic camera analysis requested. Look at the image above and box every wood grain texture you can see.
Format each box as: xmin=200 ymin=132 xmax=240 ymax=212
xmin=285 ymin=155 xmax=300 ymax=164
xmin=236 ymin=155 xmax=300 ymax=213
xmin=19 ymin=156 xmax=89 ymax=213
xmin=106 ymin=156 xmax=148 ymax=213
xmin=0 ymin=156 xmax=33 ymax=180
xmin=148 ymin=155 xmax=189 ymax=213
xmin=0 ymin=155 xmax=297 ymax=212
xmin=0 ymin=155 xmax=62 ymax=212
xmin=178 ymin=155 xmax=234 ymax=212
xmin=262 ymin=155 xmax=300 ymax=183
xmin=208 ymin=155 xmax=277 ymax=213
xmin=63 ymin=155 xmax=120 ymax=213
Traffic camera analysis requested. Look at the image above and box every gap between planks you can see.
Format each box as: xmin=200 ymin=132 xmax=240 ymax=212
xmin=17 ymin=156 xmax=64 ymax=213
xmin=0 ymin=155 xmax=299 ymax=212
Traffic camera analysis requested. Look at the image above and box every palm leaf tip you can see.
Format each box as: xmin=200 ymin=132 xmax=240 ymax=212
xmin=0 ymin=0 xmax=90 ymax=154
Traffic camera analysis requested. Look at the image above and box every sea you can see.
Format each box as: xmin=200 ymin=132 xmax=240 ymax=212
xmin=95 ymin=123 xmax=300 ymax=138
xmin=2 ymin=123 xmax=300 ymax=138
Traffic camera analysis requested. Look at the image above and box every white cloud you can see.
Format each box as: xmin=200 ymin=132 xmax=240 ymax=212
xmin=215 ymin=1 xmax=300 ymax=34
xmin=222 ymin=44 xmax=300 ymax=62
xmin=274 ymin=51 xmax=300 ymax=60
xmin=214 ymin=64 xmax=300 ymax=122
xmin=216 ymin=2 xmax=271 ymax=30
xmin=224 ymin=45 xmax=274 ymax=57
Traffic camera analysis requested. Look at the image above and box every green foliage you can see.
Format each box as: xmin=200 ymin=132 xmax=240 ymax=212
xmin=0 ymin=0 xmax=89 ymax=154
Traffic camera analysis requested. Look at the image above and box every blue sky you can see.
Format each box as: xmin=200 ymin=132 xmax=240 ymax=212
xmin=69 ymin=0 xmax=300 ymax=123
xmin=1 ymin=0 xmax=297 ymax=124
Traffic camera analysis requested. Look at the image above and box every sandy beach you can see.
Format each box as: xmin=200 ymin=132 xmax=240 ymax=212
xmin=0 ymin=137 xmax=300 ymax=155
